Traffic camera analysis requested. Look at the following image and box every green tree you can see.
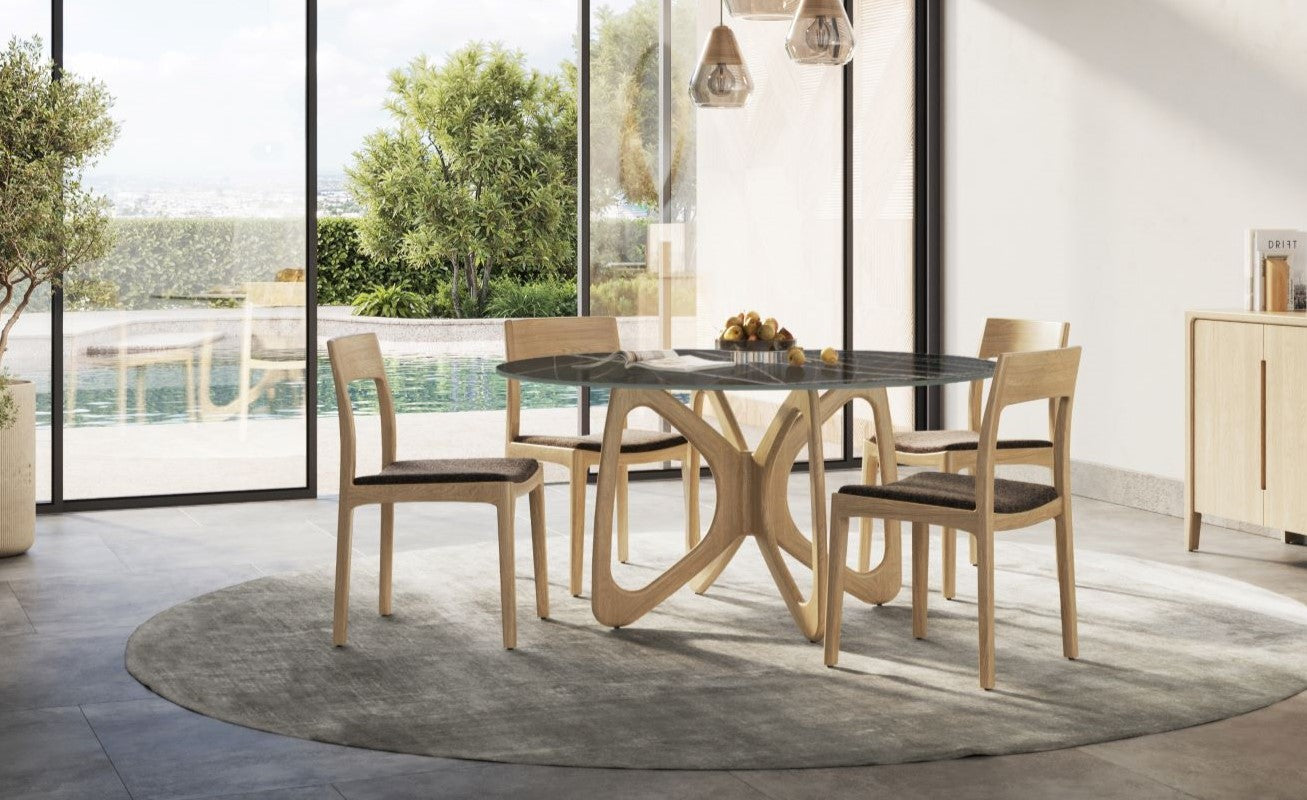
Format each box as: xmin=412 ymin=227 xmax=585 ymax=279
xmin=348 ymin=43 xmax=575 ymax=317
xmin=0 ymin=36 xmax=117 ymax=425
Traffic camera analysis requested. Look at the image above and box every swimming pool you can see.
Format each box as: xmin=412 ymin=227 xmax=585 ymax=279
xmin=47 ymin=353 xmax=609 ymax=427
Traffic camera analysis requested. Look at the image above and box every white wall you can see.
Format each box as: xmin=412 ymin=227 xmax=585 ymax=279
xmin=943 ymin=0 xmax=1307 ymax=481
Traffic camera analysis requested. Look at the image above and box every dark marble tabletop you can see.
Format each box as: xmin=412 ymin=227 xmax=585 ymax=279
xmin=497 ymin=349 xmax=994 ymax=392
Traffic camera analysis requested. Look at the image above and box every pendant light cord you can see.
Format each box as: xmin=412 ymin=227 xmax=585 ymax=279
xmin=720 ymin=0 xmax=724 ymax=26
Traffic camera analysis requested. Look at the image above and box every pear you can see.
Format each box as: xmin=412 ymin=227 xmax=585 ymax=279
xmin=820 ymin=347 xmax=838 ymax=364
xmin=763 ymin=317 xmax=778 ymax=330
xmin=747 ymin=333 xmax=759 ymax=341
xmin=725 ymin=314 xmax=743 ymax=329
xmin=758 ymin=323 xmax=777 ymax=341
xmin=722 ymin=324 xmax=745 ymax=342
xmin=777 ymin=327 xmax=794 ymax=342
xmin=788 ymin=346 xmax=807 ymax=366
xmin=743 ymin=318 xmax=761 ymax=336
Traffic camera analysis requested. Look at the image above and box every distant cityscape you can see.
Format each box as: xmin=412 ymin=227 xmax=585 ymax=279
xmin=94 ymin=172 xmax=363 ymax=219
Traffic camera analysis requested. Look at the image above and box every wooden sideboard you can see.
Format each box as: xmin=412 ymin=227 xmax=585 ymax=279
xmin=1186 ymin=310 xmax=1307 ymax=550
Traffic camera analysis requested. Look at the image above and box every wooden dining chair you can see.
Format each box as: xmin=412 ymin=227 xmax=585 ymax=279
xmin=860 ymin=318 xmax=1070 ymax=601
xmin=827 ymin=347 xmax=1081 ymax=689
xmin=328 ymin=333 xmax=548 ymax=650
xmin=503 ymin=317 xmax=700 ymax=597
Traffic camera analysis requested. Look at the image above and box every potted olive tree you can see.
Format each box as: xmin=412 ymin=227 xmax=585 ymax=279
xmin=1 ymin=37 xmax=116 ymax=555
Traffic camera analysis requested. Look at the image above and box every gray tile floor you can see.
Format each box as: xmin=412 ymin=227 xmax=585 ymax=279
xmin=3 ymin=472 xmax=1306 ymax=800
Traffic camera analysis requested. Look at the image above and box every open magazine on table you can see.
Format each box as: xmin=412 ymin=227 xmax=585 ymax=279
xmin=613 ymin=349 xmax=730 ymax=372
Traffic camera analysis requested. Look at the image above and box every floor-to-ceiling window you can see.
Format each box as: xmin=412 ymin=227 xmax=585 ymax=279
xmin=22 ymin=0 xmax=926 ymax=509
xmin=584 ymin=0 xmax=920 ymax=464
xmin=852 ymin=0 xmax=917 ymax=435
xmin=2 ymin=2 xmax=53 ymax=503
xmin=58 ymin=0 xmax=309 ymax=500
xmin=317 ymin=0 xmax=578 ymax=488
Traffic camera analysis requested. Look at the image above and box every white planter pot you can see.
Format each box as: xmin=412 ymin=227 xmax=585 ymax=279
xmin=0 ymin=380 xmax=35 ymax=557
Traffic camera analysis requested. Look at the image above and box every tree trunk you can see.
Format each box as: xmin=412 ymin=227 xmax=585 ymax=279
xmin=449 ymin=257 xmax=463 ymax=317
xmin=478 ymin=257 xmax=494 ymax=314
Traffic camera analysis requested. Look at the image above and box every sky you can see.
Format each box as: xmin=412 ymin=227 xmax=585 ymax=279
xmin=1 ymin=0 xmax=581 ymax=185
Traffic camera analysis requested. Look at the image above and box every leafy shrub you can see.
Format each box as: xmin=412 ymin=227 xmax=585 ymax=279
xmin=591 ymin=218 xmax=648 ymax=270
xmin=317 ymin=216 xmax=440 ymax=304
xmin=590 ymin=270 xmax=695 ymax=317
xmin=62 ymin=276 xmax=120 ymax=311
xmin=351 ymin=284 xmax=430 ymax=319
xmin=485 ymin=277 xmax=578 ymax=318
xmin=62 ymin=217 xmax=304 ymax=310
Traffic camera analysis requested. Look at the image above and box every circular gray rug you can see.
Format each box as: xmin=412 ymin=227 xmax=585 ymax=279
xmin=126 ymin=533 xmax=1307 ymax=769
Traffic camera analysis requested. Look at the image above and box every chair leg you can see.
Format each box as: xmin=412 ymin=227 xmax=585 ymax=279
xmin=969 ymin=532 xmax=979 ymax=566
xmin=332 ymin=502 xmax=355 ymax=647
xmin=824 ymin=509 xmax=851 ymax=667
xmin=184 ymin=356 xmax=197 ymax=422
xmin=617 ymin=464 xmax=630 ymax=564
xmin=977 ymin=527 xmax=996 ymax=690
xmin=568 ymin=455 xmax=587 ymax=597
xmin=912 ymin=521 xmax=929 ymax=639
xmin=942 ymin=527 xmax=957 ymax=600
xmin=65 ymin=367 xmax=79 ymax=424
xmin=116 ymin=363 xmax=127 ymax=423
xmin=1055 ymin=507 xmax=1079 ymax=660
xmin=135 ymin=366 xmax=147 ymax=422
xmin=942 ymin=453 xmax=957 ymax=600
xmin=683 ymin=446 xmax=701 ymax=551
xmin=858 ymin=445 xmax=877 ymax=572
xmin=496 ymin=496 xmax=517 ymax=650
xmin=379 ymin=503 xmax=394 ymax=616
xmin=529 ymin=484 xmax=549 ymax=619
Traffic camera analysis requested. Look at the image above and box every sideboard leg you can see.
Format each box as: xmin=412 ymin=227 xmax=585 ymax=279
xmin=1186 ymin=511 xmax=1201 ymax=552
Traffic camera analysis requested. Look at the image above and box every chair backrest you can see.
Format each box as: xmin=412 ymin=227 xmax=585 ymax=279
xmin=502 ymin=317 xmax=620 ymax=441
xmin=974 ymin=347 xmax=1082 ymax=515
xmin=968 ymin=318 xmax=1071 ymax=433
xmin=327 ymin=333 xmax=397 ymax=488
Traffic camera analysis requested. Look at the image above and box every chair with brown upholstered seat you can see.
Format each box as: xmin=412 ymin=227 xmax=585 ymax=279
xmin=503 ymin=316 xmax=700 ymax=597
xmin=860 ymin=318 xmax=1070 ymax=601
xmin=827 ymin=347 xmax=1082 ymax=689
xmin=328 ymin=333 xmax=548 ymax=650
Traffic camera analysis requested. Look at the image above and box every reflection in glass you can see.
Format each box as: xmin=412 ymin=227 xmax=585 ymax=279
xmin=785 ymin=0 xmax=855 ymax=65
xmin=63 ymin=1 xmax=308 ymax=499
xmin=724 ymin=0 xmax=800 ymax=21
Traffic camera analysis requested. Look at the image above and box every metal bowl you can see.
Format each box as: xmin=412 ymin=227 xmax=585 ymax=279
xmin=715 ymin=337 xmax=798 ymax=365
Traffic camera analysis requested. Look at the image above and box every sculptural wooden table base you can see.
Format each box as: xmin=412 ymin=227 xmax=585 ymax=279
xmin=590 ymin=387 xmax=905 ymax=640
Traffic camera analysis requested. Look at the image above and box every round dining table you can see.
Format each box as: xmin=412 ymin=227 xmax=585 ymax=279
xmin=497 ymin=349 xmax=994 ymax=642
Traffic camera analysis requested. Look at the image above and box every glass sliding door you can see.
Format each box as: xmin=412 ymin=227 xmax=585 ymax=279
xmin=852 ymin=0 xmax=916 ymax=432
xmin=588 ymin=0 xmax=851 ymax=458
xmin=62 ymin=0 xmax=309 ymax=499
xmin=2 ymin=1 xmax=53 ymax=503
xmin=691 ymin=0 xmax=846 ymax=457
xmin=318 ymin=0 xmax=577 ymax=489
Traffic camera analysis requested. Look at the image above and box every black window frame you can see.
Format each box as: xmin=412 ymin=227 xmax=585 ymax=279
xmin=35 ymin=0 xmax=940 ymax=512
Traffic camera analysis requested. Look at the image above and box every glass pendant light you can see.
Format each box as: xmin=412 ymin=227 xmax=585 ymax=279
xmin=689 ymin=3 xmax=753 ymax=109
xmin=724 ymin=0 xmax=799 ymax=21
xmin=785 ymin=0 xmax=855 ymax=66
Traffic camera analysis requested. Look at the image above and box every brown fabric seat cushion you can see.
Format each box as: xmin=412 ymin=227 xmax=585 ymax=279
xmin=515 ymin=429 xmax=687 ymax=454
xmin=354 ymin=458 xmax=539 ymax=486
xmin=839 ymin=471 xmax=1059 ymax=515
xmin=871 ymin=429 xmax=1052 ymax=455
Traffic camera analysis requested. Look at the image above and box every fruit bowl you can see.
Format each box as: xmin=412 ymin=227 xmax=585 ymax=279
xmin=717 ymin=311 xmax=800 ymax=364
xmin=714 ymin=336 xmax=797 ymax=352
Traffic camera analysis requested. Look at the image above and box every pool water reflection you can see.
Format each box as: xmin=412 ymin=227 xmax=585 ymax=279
xmin=46 ymin=353 xmax=604 ymax=427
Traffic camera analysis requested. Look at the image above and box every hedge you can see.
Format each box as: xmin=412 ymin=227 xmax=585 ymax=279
xmin=41 ymin=214 xmax=657 ymax=314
